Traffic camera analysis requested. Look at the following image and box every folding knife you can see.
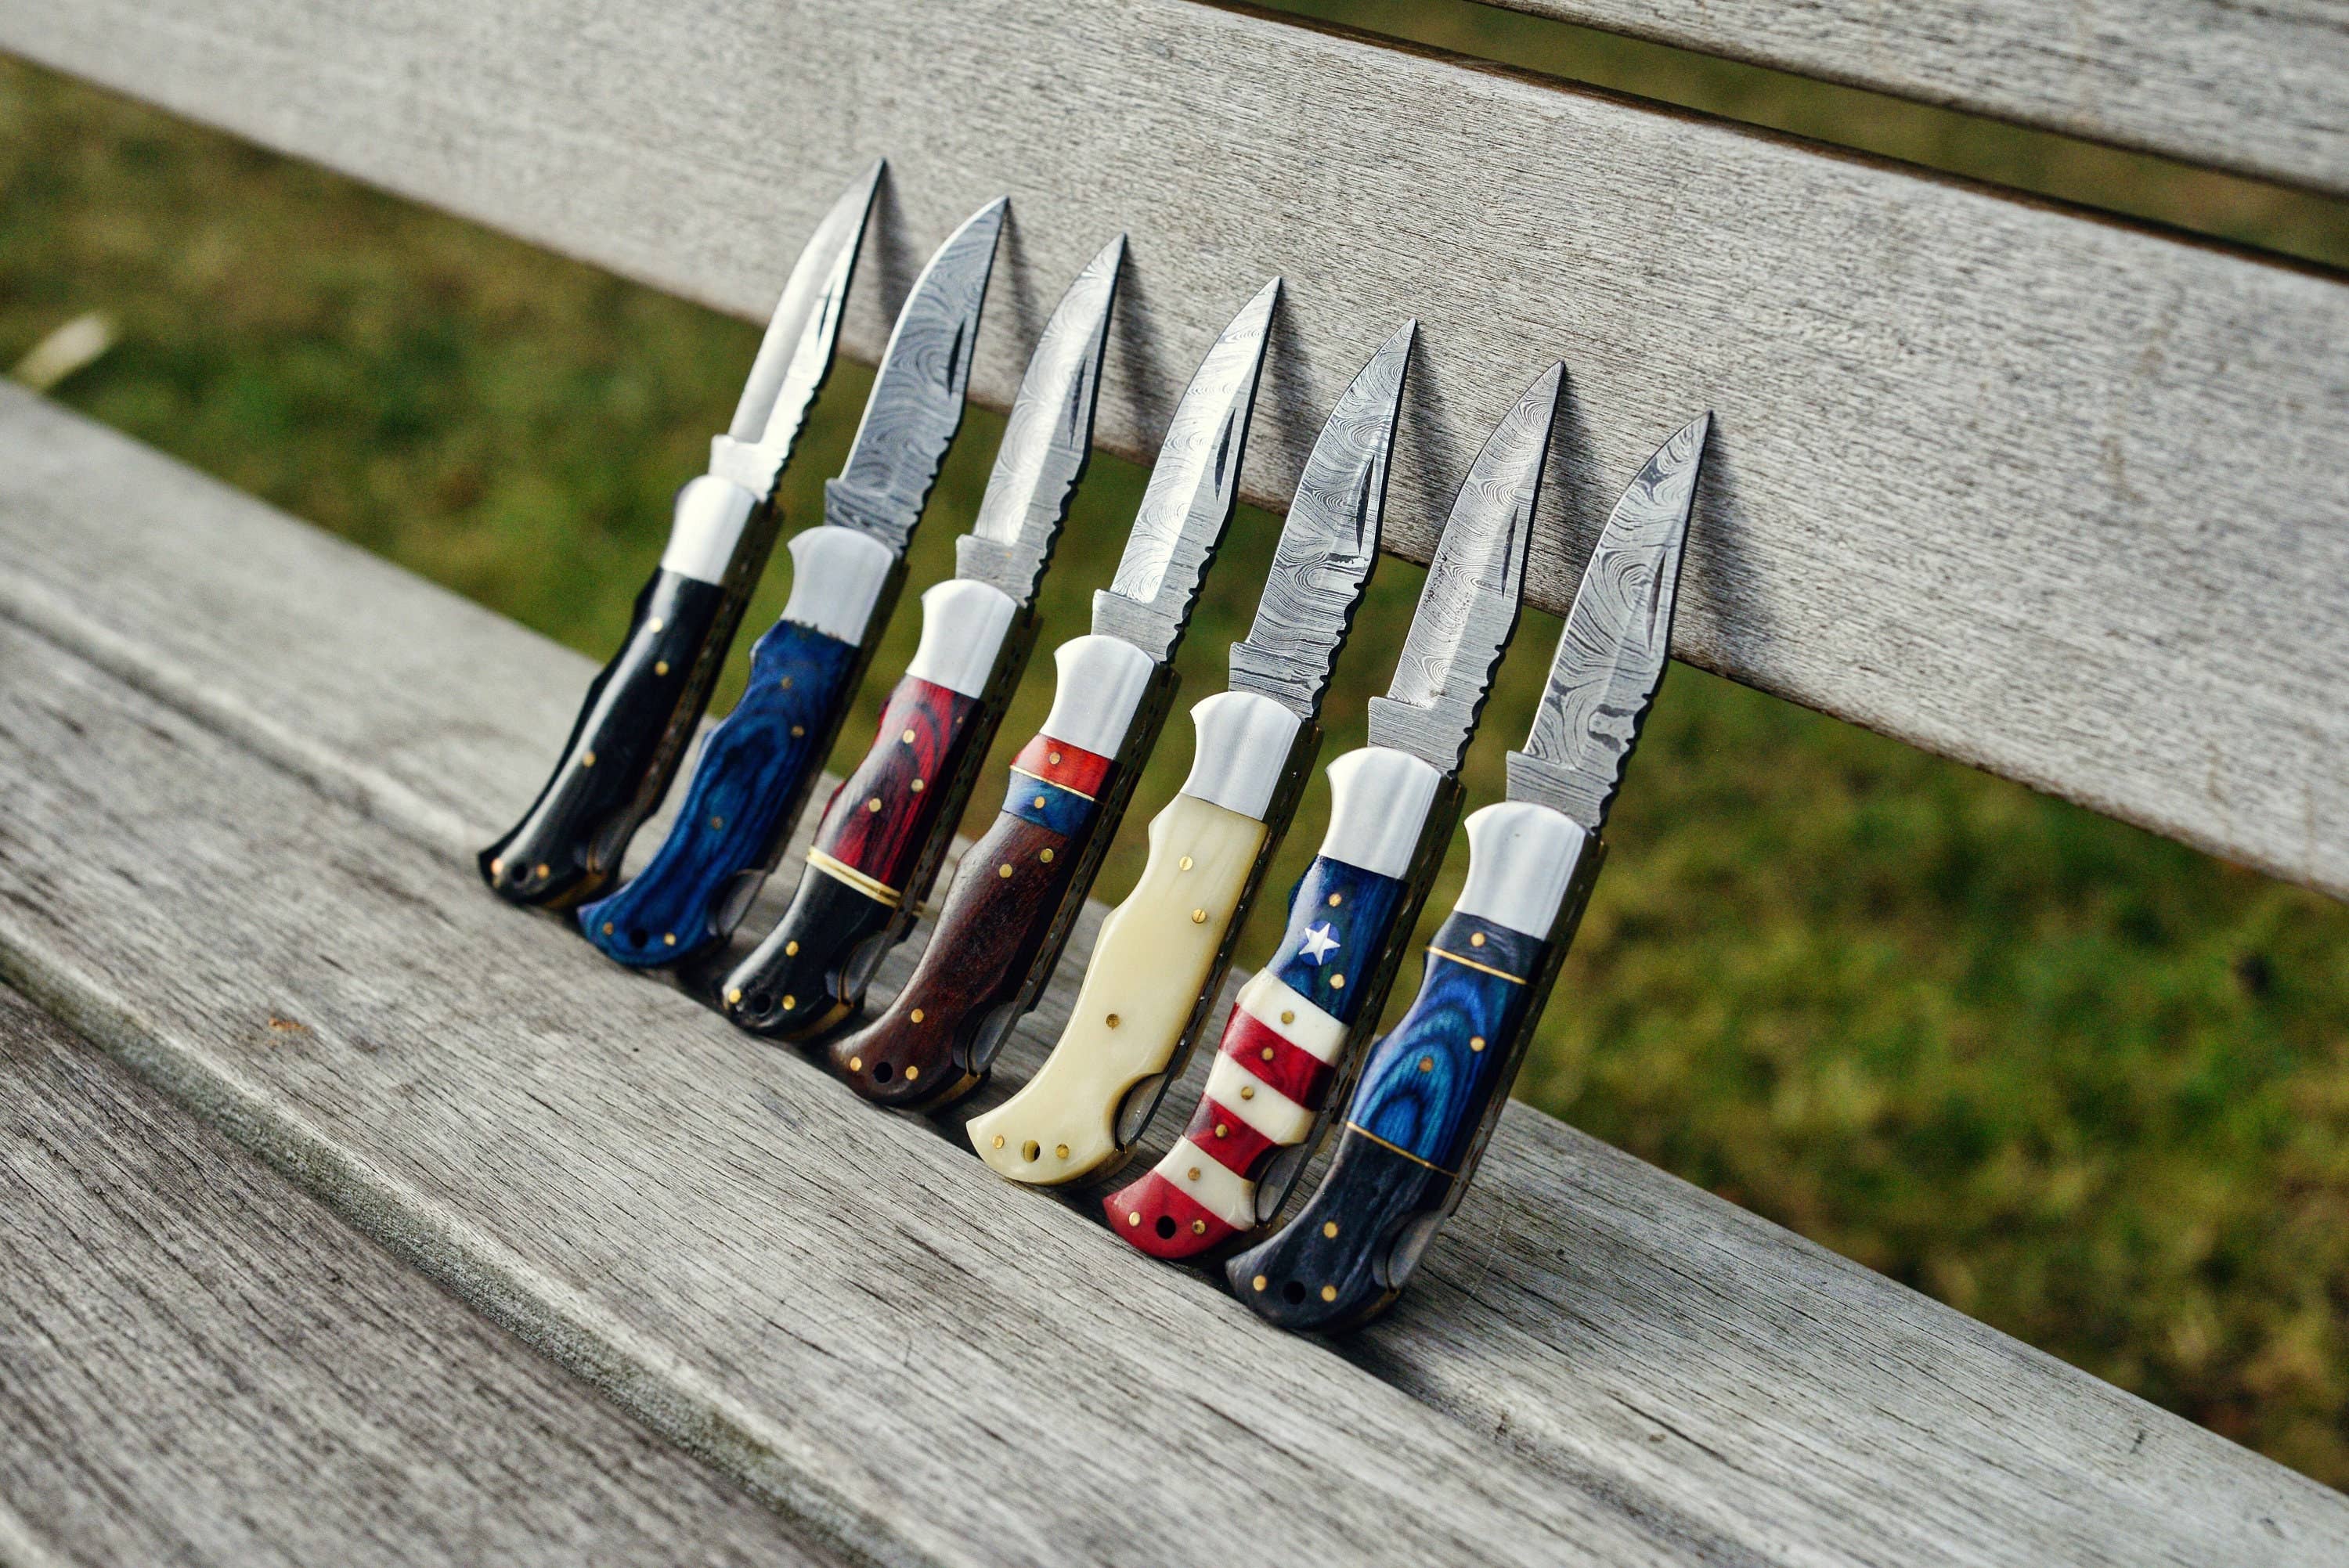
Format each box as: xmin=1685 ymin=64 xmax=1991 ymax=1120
xmin=575 ymin=198 xmax=1007 ymax=961
xmin=720 ymin=235 xmax=1125 ymax=1033
xmin=1229 ymin=413 xmax=1709 ymax=1331
xmin=826 ymin=278 xmax=1282 ymax=1111
xmin=966 ymin=322 xmax=1414 ymax=1186
xmin=1107 ymin=362 xmax=1561 ymax=1256
xmin=481 ymin=163 xmax=880 ymax=910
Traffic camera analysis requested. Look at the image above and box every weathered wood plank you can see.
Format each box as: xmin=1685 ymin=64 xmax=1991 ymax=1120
xmin=3 ymin=0 xmax=2343 ymax=901
xmin=0 ymin=988 xmax=838 ymax=1567
xmin=3 ymin=403 xmax=2344 ymax=1562
xmin=1465 ymin=0 xmax=2349 ymax=198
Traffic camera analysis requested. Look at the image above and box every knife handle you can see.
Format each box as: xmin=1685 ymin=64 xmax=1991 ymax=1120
xmin=967 ymin=690 xmax=1305 ymax=1185
xmin=576 ymin=526 xmax=896 ymax=963
xmin=721 ymin=580 xmax=1028 ymax=1036
xmin=482 ymin=473 xmax=784 ymax=909
xmin=1227 ymin=802 xmax=1600 ymax=1331
xmin=828 ymin=634 xmax=1168 ymax=1111
xmin=1105 ymin=745 xmax=1451 ymax=1258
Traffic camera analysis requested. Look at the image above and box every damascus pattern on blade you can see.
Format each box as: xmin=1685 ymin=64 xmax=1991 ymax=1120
xmin=1096 ymin=279 xmax=1280 ymax=659
xmin=1230 ymin=321 xmax=1413 ymax=719
xmin=1366 ymin=362 xmax=1562 ymax=773
xmin=959 ymin=235 xmax=1124 ymax=604
xmin=1509 ymin=413 xmax=1709 ymax=831
xmin=824 ymin=199 xmax=1007 ymax=550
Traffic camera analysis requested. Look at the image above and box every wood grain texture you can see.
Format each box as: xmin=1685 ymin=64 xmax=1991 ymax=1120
xmin=1 ymin=390 xmax=2345 ymax=1565
xmin=0 ymin=987 xmax=835 ymax=1568
xmin=1470 ymin=0 xmax=2349 ymax=197
xmin=1 ymin=2 xmax=2344 ymax=898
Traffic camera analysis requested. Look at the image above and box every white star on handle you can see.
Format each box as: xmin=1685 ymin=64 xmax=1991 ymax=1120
xmin=1297 ymin=921 xmax=1341 ymax=964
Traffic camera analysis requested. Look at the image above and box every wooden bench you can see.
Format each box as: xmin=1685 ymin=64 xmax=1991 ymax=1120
xmin=2 ymin=1 xmax=2344 ymax=1563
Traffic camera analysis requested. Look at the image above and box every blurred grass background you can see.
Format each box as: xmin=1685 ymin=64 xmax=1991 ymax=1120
xmin=6 ymin=0 xmax=2347 ymax=1490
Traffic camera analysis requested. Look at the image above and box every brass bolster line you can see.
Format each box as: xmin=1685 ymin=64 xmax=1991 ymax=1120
xmin=1426 ymin=945 xmax=1527 ymax=985
xmin=1344 ymin=1121 xmax=1456 ymax=1176
xmin=806 ymin=849 xmax=901 ymax=907
xmin=1009 ymin=765 xmax=1095 ymax=803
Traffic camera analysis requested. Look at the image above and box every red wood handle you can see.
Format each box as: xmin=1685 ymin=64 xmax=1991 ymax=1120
xmin=814 ymin=674 xmax=982 ymax=892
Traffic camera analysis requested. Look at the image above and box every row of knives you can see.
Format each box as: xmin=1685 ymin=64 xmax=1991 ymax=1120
xmin=478 ymin=162 xmax=1707 ymax=1332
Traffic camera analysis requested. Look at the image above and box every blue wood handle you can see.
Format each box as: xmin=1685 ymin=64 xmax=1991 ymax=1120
xmin=1225 ymin=909 xmax=1548 ymax=1329
xmin=578 ymin=617 xmax=858 ymax=965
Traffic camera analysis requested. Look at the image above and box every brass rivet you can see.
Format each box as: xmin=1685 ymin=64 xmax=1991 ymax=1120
xmin=1261 ymin=1047 xmax=1275 ymax=1062
xmin=1418 ymin=1055 xmax=1434 ymax=1072
xmin=1327 ymin=892 xmax=1341 ymax=907
xmin=602 ymin=921 xmax=615 ymax=935
xmin=992 ymin=1134 xmax=1005 ymax=1148
xmin=848 ymin=1055 xmax=863 ymax=1072
xmin=904 ymin=1065 xmax=918 ymax=1080
xmin=580 ymin=750 xmax=597 ymax=768
xmin=489 ymin=858 xmax=504 ymax=877
xmin=901 ymin=728 xmax=917 ymax=744
xmin=1048 ymin=751 xmax=1063 ymax=766
xmin=1322 ymin=1220 xmax=1340 ymax=1238
xmin=1470 ymin=1036 xmax=1486 ymax=1052
xmin=663 ymin=932 xmax=677 ymax=946
xmin=867 ymin=797 xmax=884 ymax=813
xmin=911 ymin=1008 xmax=925 ymax=1024
xmin=1106 ymin=1013 xmax=1121 ymax=1029
xmin=1192 ymin=1220 xmax=1207 ymax=1235
xmin=1055 ymin=1143 xmax=1070 ymax=1159
xmin=780 ymin=676 xmax=793 ymax=690
xmin=1251 ymin=1274 xmax=1268 ymax=1292
xmin=654 ymin=660 xmax=669 ymax=676
xmin=1280 ymin=1010 xmax=1296 ymax=1026
xmin=1190 ymin=908 xmax=1207 ymax=924
xmin=781 ymin=995 xmax=796 ymax=1010
xmin=910 ymin=778 xmax=924 ymax=792
xmin=1320 ymin=1285 xmax=1338 ymax=1303
xmin=1330 ymin=974 xmax=1344 ymax=989
xmin=534 ymin=863 xmax=550 ymax=880
xmin=1039 ymin=848 xmax=1054 ymax=863
xmin=784 ymin=940 xmax=799 ymax=956
xmin=710 ymin=816 xmax=724 ymax=830
xmin=1470 ymin=931 xmax=1486 ymax=947
xmin=648 ymin=617 xmax=664 ymax=633
xmin=790 ymin=725 xmax=805 ymax=737
xmin=1128 ymin=1211 xmax=1142 ymax=1227
xmin=1187 ymin=1167 xmax=1201 ymax=1182
xmin=1239 ymin=1086 xmax=1255 ymax=1101
xmin=1178 ymin=856 xmax=1193 ymax=871
xmin=726 ymin=986 xmax=742 ymax=1004
xmin=1023 ymin=1141 xmax=1040 ymax=1162
xmin=1034 ymin=794 xmax=1048 ymax=809
xmin=998 ymin=863 xmax=1015 ymax=879
xmin=1214 ymin=1123 xmax=1229 ymax=1138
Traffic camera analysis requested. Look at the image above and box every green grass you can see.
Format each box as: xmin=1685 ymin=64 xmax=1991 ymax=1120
xmin=5 ymin=51 xmax=2346 ymax=1486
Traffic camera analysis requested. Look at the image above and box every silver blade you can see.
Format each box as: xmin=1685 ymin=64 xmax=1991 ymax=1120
xmin=1507 ymin=413 xmax=1709 ymax=831
xmin=1092 ymin=277 xmax=1281 ymax=659
xmin=727 ymin=160 xmax=883 ymax=458
xmin=956 ymin=234 xmax=1125 ymax=604
xmin=822 ymin=196 xmax=1009 ymax=552
xmin=1229 ymin=319 xmax=1413 ymax=719
xmin=1366 ymin=361 xmax=1563 ymax=773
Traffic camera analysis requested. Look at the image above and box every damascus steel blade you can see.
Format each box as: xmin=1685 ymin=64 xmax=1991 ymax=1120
xmin=1365 ymin=361 xmax=1563 ymax=773
xmin=729 ymin=160 xmax=883 ymax=449
xmin=824 ymin=196 xmax=1008 ymax=552
xmin=958 ymin=233 xmax=1125 ymax=604
xmin=1508 ymin=413 xmax=1709 ymax=831
xmin=1094 ymin=277 xmax=1281 ymax=660
xmin=1229 ymin=319 xmax=1413 ymax=719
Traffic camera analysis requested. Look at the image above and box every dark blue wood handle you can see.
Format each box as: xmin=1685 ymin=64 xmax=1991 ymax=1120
xmin=1226 ymin=910 xmax=1546 ymax=1330
xmin=577 ymin=617 xmax=858 ymax=965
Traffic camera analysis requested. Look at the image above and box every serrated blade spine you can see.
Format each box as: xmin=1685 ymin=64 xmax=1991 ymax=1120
xmin=729 ymin=160 xmax=883 ymax=449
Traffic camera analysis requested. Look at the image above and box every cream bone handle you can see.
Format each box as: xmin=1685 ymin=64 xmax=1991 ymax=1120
xmin=967 ymin=690 xmax=1303 ymax=1184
